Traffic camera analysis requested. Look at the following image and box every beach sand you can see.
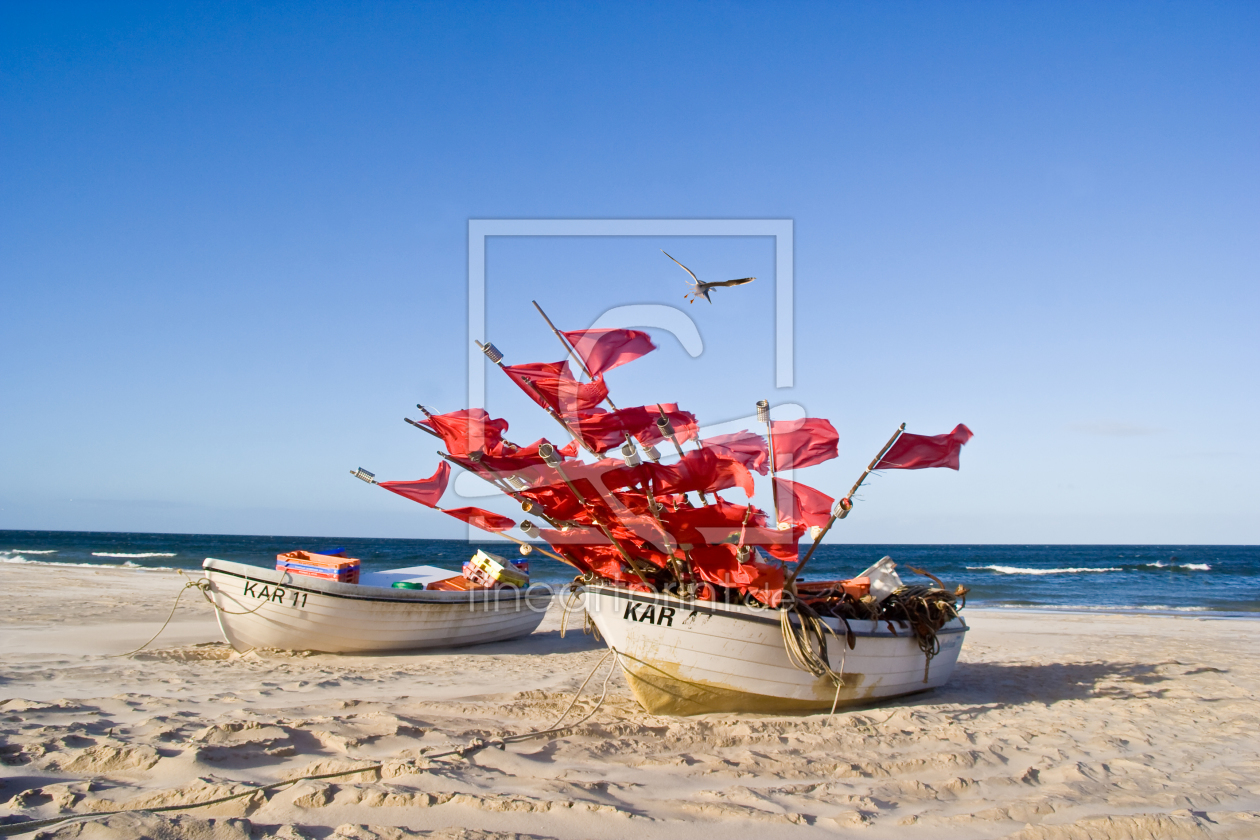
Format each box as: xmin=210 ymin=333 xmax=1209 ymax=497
xmin=1 ymin=564 xmax=1258 ymax=839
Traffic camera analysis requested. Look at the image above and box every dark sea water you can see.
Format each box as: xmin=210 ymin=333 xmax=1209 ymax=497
xmin=2 ymin=530 xmax=1256 ymax=616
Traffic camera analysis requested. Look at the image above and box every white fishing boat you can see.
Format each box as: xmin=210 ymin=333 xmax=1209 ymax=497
xmin=579 ymin=581 xmax=967 ymax=715
xmin=202 ymin=558 xmax=549 ymax=654
xmin=345 ymin=293 xmax=977 ymax=713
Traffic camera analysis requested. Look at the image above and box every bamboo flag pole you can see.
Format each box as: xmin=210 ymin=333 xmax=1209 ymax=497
xmin=783 ymin=423 xmax=906 ymax=589
xmin=530 ymin=301 xmax=619 ymax=407
xmin=496 ymin=531 xmax=570 ymax=564
xmin=756 ymin=400 xmax=785 ymax=529
xmin=656 ymin=408 xmax=709 ymax=506
xmin=404 ymin=416 xmax=442 ymax=438
xmin=537 ymin=443 xmax=654 ymax=586
xmin=531 ymin=300 xmax=631 ymax=468
xmin=476 ymin=340 xmax=599 ymax=457
xmin=430 ymin=504 xmax=571 ymax=565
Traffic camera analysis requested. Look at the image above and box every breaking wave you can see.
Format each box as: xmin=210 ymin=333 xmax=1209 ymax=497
xmin=992 ymin=603 xmax=1214 ymax=613
xmin=91 ymin=552 xmax=177 ymax=558
xmin=0 ymin=551 xmax=175 ymax=571
xmin=968 ymin=565 xmax=1122 ymax=575
xmin=968 ymin=562 xmax=1212 ymax=575
xmin=7 ymin=549 xmax=57 ymax=554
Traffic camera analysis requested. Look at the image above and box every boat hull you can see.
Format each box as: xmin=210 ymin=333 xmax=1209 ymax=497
xmin=579 ymin=584 xmax=966 ymax=715
xmin=203 ymin=559 xmax=549 ymax=654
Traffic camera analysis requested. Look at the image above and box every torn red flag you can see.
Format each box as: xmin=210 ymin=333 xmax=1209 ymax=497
xmin=425 ymin=409 xmax=510 ymax=458
xmin=769 ymin=418 xmax=839 ymax=470
xmin=442 ymin=506 xmax=516 ymax=532
xmin=502 ymin=360 xmax=609 ymax=414
xmin=629 ymin=404 xmax=699 ymax=447
xmin=701 ymin=430 xmax=770 ymax=475
xmin=561 ymin=328 xmax=657 ymax=376
xmin=874 ymin=424 xmax=974 ymax=470
xmin=473 ymin=438 xmax=564 ymax=474
xmin=772 ymin=477 xmax=834 ymax=528
xmin=378 ymin=462 xmax=451 ymax=508
xmin=687 ymin=544 xmax=788 ymax=607
xmin=565 ymin=404 xmax=698 ymax=453
xmin=652 ymin=448 xmax=755 ymax=498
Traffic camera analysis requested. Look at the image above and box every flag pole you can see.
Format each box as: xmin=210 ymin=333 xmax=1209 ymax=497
xmin=476 ymin=340 xmax=600 ymax=457
xmin=756 ymin=400 xmax=784 ymax=528
xmin=434 ymin=505 xmax=570 ymax=565
xmin=403 ymin=417 xmax=442 ymax=438
xmin=656 ymin=408 xmax=709 ymax=506
xmin=537 ymin=443 xmax=654 ymax=586
xmin=496 ymin=531 xmax=570 ymax=564
xmin=530 ymin=300 xmax=621 ymax=409
xmin=836 ymin=422 xmax=906 ymax=521
xmin=783 ymin=423 xmax=905 ymax=589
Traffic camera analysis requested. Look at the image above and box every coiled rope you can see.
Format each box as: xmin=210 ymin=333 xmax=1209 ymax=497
xmin=779 ymin=600 xmax=847 ymax=715
xmin=0 ymin=649 xmax=623 ymax=838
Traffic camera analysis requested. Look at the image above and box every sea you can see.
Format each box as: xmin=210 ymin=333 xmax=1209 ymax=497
xmin=2 ymin=530 xmax=1256 ymax=617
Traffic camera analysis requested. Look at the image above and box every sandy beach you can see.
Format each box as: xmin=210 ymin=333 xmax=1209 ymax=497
xmin=1 ymin=564 xmax=1258 ymax=839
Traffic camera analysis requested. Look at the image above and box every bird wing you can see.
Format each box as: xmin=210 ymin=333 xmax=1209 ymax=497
xmin=662 ymin=250 xmax=701 ymax=288
xmin=707 ymin=277 xmax=756 ymax=289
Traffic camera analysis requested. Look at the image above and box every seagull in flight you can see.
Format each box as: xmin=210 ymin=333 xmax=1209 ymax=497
xmin=662 ymin=251 xmax=756 ymax=304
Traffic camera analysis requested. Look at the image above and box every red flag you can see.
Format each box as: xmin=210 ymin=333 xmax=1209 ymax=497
xmin=561 ymin=328 xmax=657 ymax=376
xmin=565 ymin=404 xmax=698 ymax=453
xmin=772 ymin=477 xmax=834 ymax=528
xmin=874 ymin=424 xmax=973 ymax=470
xmin=425 ymin=409 xmax=510 ymax=458
xmin=701 ymin=430 xmax=770 ymax=475
xmin=378 ymin=462 xmax=451 ymax=508
xmin=629 ymin=404 xmax=699 ymax=447
xmin=442 ymin=506 xmax=516 ymax=532
xmin=769 ymin=418 xmax=839 ymax=470
xmin=502 ymin=360 xmax=609 ymax=413
xmin=687 ymin=544 xmax=788 ymax=607
xmin=652 ymin=448 xmax=755 ymax=498
xmin=737 ymin=523 xmax=805 ymax=565
xmin=658 ymin=498 xmax=760 ymax=547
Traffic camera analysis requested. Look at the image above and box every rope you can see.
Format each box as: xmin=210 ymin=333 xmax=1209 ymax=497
xmin=112 ymin=576 xmax=203 ymax=658
xmin=778 ymin=601 xmax=847 ymax=715
xmin=113 ymin=572 xmax=269 ymax=659
xmin=0 ymin=649 xmax=623 ymax=838
xmin=558 ymin=588 xmax=584 ymax=638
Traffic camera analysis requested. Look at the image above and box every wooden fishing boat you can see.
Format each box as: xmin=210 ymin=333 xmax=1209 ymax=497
xmin=201 ymin=558 xmax=549 ymax=654
xmin=579 ymin=582 xmax=967 ymax=715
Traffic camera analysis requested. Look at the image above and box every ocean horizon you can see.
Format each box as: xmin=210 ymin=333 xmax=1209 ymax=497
xmin=3 ymin=529 xmax=1255 ymax=617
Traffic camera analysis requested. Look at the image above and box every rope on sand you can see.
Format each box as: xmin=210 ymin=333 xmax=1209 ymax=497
xmin=114 ymin=571 xmax=264 ymax=658
xmin=0 ymin=649 xmax=623 ymax=838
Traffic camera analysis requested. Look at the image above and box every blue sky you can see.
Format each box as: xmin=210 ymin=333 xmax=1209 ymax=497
xmin=2 ymin=1 xmax=1256 ymax=543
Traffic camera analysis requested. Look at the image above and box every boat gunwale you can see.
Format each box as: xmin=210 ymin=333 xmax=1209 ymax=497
xmin=579 ymin=582 xmax=967 ymax=638
xmin=203 ymin=559 xmax=553 ymax=607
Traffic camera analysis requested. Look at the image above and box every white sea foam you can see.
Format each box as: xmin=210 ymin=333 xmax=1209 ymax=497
xmin=0 ymin=552 xmax=176 ymax=571
xmin=91 ymin=552 xmax=177 ymax=558
xmin=967 ymin=565 xmax=1123 ymax=575
xmin=7 ymin=549 xmax=57 ymax=554
xmin=990 ymin=603 xmax=1213 ymax=613
xmin=1142 ymin=561 xmax=1211 ymax=571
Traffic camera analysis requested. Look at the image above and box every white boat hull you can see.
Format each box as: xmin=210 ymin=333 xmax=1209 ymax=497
xmin=203 ymin=559 xmax=549 ymax=654
xmin=579 ymin=583 xmax=967 ymax=715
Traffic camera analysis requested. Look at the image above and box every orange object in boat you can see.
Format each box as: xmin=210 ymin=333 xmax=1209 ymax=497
xmin=276 ymin=550 xmax=360 ymax=583
xmin=795 ymin=577 xmax=871 ymax=599
xmin=426 ymin=575 xmax=478 ymax=592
